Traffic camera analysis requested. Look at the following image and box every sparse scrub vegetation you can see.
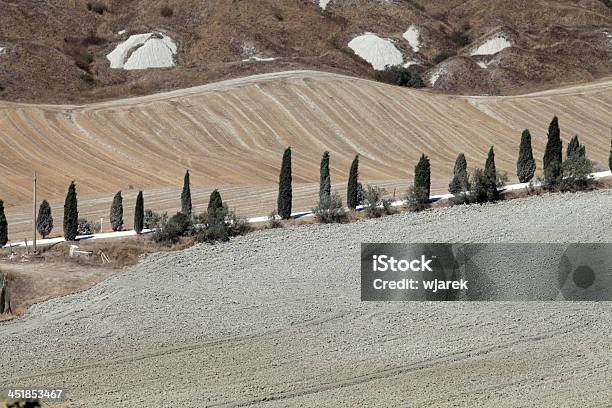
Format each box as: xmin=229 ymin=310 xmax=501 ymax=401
xmin=272 ymin=8 xmax=284 ymax=21
xmin=374 ymin=66 xmax=426 ymax=88
xmin=143 ymin=209 xmax=161 ymax=230
xmin=160 ymin=5 xmax=174 ymax=17
xmin=268 ymin=211 xmax=282 ymax=228
xmin=86 ymin=2 xmax=108 ymax=14
xmin=363 ymin=185 xmax=395 ymax=218
xmin=313 ymin=192 xmax=347 ymax=223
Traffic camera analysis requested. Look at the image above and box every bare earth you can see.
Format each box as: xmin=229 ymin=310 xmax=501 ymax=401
xmin=0 ymin=190 xmax=610 ymax=407
xmin=3 ymin=70 xmax=612 ymax=240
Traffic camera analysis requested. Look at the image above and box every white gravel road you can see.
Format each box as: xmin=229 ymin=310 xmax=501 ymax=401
xmin=1 ymin=190 xmax=611 ymax=407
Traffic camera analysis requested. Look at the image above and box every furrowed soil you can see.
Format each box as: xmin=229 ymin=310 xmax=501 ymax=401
xmin=0 ymin=190 xmax=611 ymax=407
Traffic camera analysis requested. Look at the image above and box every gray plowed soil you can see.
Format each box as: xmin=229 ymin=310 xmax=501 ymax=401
xmin=1 ymin=190 xmax=611 ymax=407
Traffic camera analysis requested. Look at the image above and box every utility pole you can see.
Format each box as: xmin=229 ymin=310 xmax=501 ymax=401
xmin=33 ymin=171 xmax=37 ymax=253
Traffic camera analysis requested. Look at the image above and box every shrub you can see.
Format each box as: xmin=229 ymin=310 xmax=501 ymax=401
xmin=405 ymin=185 xmax=429 ymax=211
xmin=77 ymin=218 xmax=94 ymax=235
xmin=86 ymin=2 xmax=108 ymax=14
xmin=36 ymin=200 xmax=53 ymax=238
xmin=374 ymin=65 xmax=426 ymax=88
xmin=143 ymin=209 xmax=161 ymax=229
xmin=192 ymin=205 xmax=250 ymax=244
xmin=153 ymin=212 xmax=191 ymax=245
xmin=207 ymin=189 xmax=223 ymax=215
xmin=469 ymin=168 xmax=489 ymax=204
xmin=160 ymin=5 xmax=173 ymax=17
xmin=313 ymin=192 xmax=347 ymax=223
xmin=559 ymin=152 xmax=594 ymax=192
xmin=268 ymin=210 xmax=283 ymax=228
xmin=363 ymin=185 xmax=394 ymax=218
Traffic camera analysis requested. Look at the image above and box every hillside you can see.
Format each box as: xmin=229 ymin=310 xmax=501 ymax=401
xmin=1 ymin=70 xmax=612 ymax=239
xmin=2 ymin=0 xmax=612 ymax=102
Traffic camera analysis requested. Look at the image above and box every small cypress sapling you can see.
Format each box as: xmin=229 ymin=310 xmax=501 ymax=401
xmin=63 ymin=181 xmax=79 ymax=241
xmin=110 ymin=191 xmax=124 ymax=232
xmin=36 ymin=200 xmax=53 ymax=239
xmin=0 ymin=200 xmax=7 ymax=247
xmin=414 ymin=154 xmax=431 ymax=203
xmin=277 ymin=147 xmax=293 ymax=219
xmin=543 ymin=116 xmax=563 ymax=185
xmin=517 ymin=129 xmax=536 ymax=183
xmin=134 ymin=191 xmax=144 ymax=234
xmin=484 ymin=146 xmax=499 ymax=202
xmin=347 ymin=155 xmax=359 ymax=210
xmin=449 ymin=153 xmax=470 ymax=193
xmin=181 ymin=170 xmax=192 ymax=215
xmin=319 ymin=151 xmax=331 ymax=200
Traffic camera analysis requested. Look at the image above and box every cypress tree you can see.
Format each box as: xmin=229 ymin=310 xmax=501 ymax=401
xmin=181 ymin=170 xmax=192 ymax=215
xmin=543 ymin=116 xmax=563 ymax=185
xmin=63 ymin=181 xmax=78 ymax=241
xmin=0 ymin=200 xmax=7 ymax=247
xmin=609 ymin=140 xmax=612 ymax=171
xmin=36 ymin=200 xmax=53 ymax=239
xmin=414 ymin=154 xmax=431 ymax=202
xmin=134 ymin=191 xmax=144 ymax=234
xmin=319 ymin=151 xmax=331 ymax=200
xmin=110 ymin=191 xmax=124 ymax=232
xmin=567 ymin=135 xmax=580 ymax=159
xmin=208 ymin=189 xmax=223 ymax=215
xmin=449 ymin=153 xmax=469 ymax=193
xmin=277 ymin=147 xmax=292 ymax=219
xmin=484 ymin=146 xmax=499 ymax=201
xmin=517 ymin=129 xmax=536 ymax=183
xmin=347 ymin=155 xmax=359 ymax=210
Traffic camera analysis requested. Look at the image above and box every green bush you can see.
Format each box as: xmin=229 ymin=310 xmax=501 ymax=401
xmin=152 ymin=212 xmax=190 ymax=245
xmin=77 ymin=218 xmax=94 ymax=235
xmin=374 ymin=65 xmax=426 ymax=88
xmin=192 ymin=205 xmax=250 ymax=244
xmin=143 ymin=209 xmax=161 ymax=229
xmin=559 ymin=154 xmax=594 ymax=192
xmin=363 ymin=185 xmax=395 ymax=218
xmin=405 ymin=185 xmax=429 ymax=211
xmin=313 ymin=192 xmax=347 ymax=223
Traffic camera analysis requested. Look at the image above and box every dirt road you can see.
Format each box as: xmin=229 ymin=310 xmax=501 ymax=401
xmin=1 ymin=190 xmax=610 ymax=407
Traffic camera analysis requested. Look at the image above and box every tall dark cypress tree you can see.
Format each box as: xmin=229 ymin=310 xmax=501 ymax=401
xmin=277 ymin=147 xmax=292 ymax=219
xmin=347 ymin=155 xmax=359 ymax=210
xmin=181 ymin=170 xmax=192 ymax=215
xmin=110 ymin=191 xmax=124 ymax=232
xmin=414 ymin=154 xmax=431 ymax=202
xmin=0 ymin=200 xmax=7 ymax=247
xmin=543 ymin=116 xmax=563 ymax=185
xmin=484 ymin=146 xmax=499 ymax=202
xmin=609 ymin=140 xmax=612 ymax=172
xmin=567 ymin=135 xmax=580 ymax=159
xmin=449 ymin=153 xmax=469 ymax=193
xmin=63 ymin=181 xmax=78 ymax=241
xmin=319 ymin=151 xmax=331 ymax=200
xmin=517 ymin=129 xmax=536 ymax=183
xmin=36 ymin=200 xmax=53 ymax=239
xmin=134 ymin=191 xmax=144 ymax=234
xmin=208 ymin=189 xmax=223 ymax=215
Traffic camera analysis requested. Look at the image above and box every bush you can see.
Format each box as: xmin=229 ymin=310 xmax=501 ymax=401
xmin=374 ymin=65 xmax=426 ymax=88
xmin=268 ymin=210 xmax=283 ymax=229
xmin=559 ymin=155 xmax=594 ymax=192
xmin=313 ymin=192 xmax=347 ymax=223
xmin=405 ymin=185 xmax=429 ymax=211
xmin=363 ymin=185 xmax=394 ymax=218
xmin=143 ymin=209 xmax=161 ymax=229
xmin=192 ymin=205 xmax=250 ymax=244
xmin=152 ymin=212 xmax=190 ymax=245
xmin=86 ymin=2 xmax=108 ymax=14
xmin=77 ymin=218 xmax=94 ymax=235
xmin=160 ymin=5 xmax=173 ymax=17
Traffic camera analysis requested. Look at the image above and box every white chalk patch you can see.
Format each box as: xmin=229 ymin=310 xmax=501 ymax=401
xmin=319 ymin=0 xmax=332 ymax=9
xmin=403 ymin=60 xmax=419 ymax=68
xmin=429 ymin=67 xmax=445 ymax=86
xmin=0 ymin=47 xmax=4 ymax=55
xmin=107 ymin=33 xmax=177 ymax=70
xmin=118 ymin=30 xmax=126 ymax=35
xmin=471 ymin=35 xmax=511 ymax=56
xmin=403 ymin=25 xmax=421 ymax=52
xmin=242 ymin=56 xmax=277 ymax=62
xmin=477 ymin=61 xmax=488 ymax=69
xmin=348 ymin=33 xmax=404 ymax=70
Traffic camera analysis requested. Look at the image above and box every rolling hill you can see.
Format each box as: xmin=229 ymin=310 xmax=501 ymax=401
xmin=1 ymin=70 xmax=611 ymax=240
